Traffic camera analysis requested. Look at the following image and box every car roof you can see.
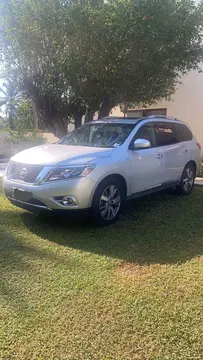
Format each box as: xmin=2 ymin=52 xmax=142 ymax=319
xmin=88 ymin=115 xmax=182 ymax=125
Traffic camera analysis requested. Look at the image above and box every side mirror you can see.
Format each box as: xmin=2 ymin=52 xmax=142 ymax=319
xmin=133 ymin=138 xmax=151 ymax=149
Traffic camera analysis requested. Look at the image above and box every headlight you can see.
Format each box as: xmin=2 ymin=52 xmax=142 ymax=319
xmin=42 ymin=165 xmax=95 ymax=183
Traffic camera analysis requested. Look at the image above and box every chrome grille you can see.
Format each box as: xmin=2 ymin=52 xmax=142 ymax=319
xmin=7 ymin=162 xmax=44 ymax=183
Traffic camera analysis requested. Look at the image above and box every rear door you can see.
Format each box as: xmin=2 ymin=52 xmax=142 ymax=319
xmin=154 ymin=121 xmax=183 ymax=183
xmin=175 ymin=123 xmax=194 ymax=166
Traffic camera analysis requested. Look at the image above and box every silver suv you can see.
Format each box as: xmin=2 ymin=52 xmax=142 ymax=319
xmin=3 ymin=116 xmax=201 ymax=225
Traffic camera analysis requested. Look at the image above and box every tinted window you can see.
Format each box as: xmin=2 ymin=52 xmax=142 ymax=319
xmin=133 ymin=123 xmax=156 ymax=147
xmin=175 ymin=123 xmax=193 ymax=142
xmin=155 ymin=122 xmax=179 ymax=146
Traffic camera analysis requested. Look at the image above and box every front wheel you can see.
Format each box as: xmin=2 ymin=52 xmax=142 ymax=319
xmin=92 ymin=178 xmax=124 ymax=225
xmin=177 ymin=163 xmax=196 ymax=195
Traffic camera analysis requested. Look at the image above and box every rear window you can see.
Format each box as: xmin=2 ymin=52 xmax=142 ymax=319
xmin=154 ymin=122 xmax=179 ymax=146
xmin=175 ymin=123 xmax=193 ymax=142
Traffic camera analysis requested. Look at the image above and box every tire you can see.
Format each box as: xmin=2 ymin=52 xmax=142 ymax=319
xmin=176 ymin=162 xmax=196 ymax=196
xmin=92 ymin=177 xmax=124 ymax=226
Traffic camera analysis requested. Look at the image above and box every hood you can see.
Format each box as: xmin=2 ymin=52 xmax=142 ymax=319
xmin=11 ymin=144 xmax=114 ymax=166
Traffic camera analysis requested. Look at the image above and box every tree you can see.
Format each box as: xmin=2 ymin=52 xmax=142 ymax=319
xmin=0 ymin=80 xmax=21 ymax=129
xmin=0 ymin=0 xmax=72 ymax=137
xmin=71 ymin=0 xmax=203 ymax=116
xmin=0 ymin=0 xmax=202 ymax=137
xmin=15 ymin=100 xmax=37 ymax=131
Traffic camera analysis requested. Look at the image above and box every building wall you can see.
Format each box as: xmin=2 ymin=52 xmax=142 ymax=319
xmin=111 ymin=67 xmax=203 ymax=149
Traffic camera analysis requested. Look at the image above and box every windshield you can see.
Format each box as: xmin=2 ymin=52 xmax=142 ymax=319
xmin=59 ymin=123 xmax=135 ymax=148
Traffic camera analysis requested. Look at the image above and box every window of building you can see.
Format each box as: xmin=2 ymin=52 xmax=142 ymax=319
xmin=127 ymin=108 xmax=167 ymax=118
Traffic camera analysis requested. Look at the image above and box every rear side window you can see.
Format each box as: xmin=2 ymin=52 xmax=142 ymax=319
xmin=154 ymin=122 xmax=179 ymax=146
xmin=175 ymin=123 xmax=193 ymax=142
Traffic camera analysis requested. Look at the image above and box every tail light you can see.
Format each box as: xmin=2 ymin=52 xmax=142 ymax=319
xmin=196 ymin=142 xmax=201 ymax=151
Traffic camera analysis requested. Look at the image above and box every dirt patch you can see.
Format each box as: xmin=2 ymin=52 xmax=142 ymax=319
xmin=116 ymin=262 xmax=159 ymax=280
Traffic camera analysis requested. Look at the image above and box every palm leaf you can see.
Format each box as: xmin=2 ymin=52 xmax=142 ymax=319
xmin=0 ymin=98 xmax=7 ymax=106
xmin=0 ymin=87 xmax=7 ymax=97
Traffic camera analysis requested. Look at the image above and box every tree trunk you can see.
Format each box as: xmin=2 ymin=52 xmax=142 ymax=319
xmin=84 ymin=109 xmax=94 ymax=124
xmin=74 ymin=114 xmax=83 ymax=129
xmin=8 ymin=113 xmax=15 ymax=130
xmin=98 ymin=97 xmax=113 ymax=119
xmin=44 ymin=115 xmax=67 ymax=139
xmin=32 ymin=102 xmax=39 ymax=129
xmin=53 ymin=123 xmax=67 ymax=138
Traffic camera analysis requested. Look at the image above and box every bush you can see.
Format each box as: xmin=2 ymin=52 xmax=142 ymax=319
xmin=5 ymin=129 xmax=45 ymax=156
xmin=0 ymin=118 xmax=9 ymax=131
xmin=199 ymin=158 xmax=203 ymax=178
xmin=4 ymin=99 xmax=46 ymax=156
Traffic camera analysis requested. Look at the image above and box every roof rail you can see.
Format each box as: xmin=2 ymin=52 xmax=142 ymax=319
xmin=146 ymin=115 xmax=181 ymax=121
xmin=98 ymin=116 xmax=141 ymax=120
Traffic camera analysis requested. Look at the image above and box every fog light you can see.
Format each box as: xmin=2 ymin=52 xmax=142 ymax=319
xmin=52 ymin=195 xmax=78 ymax=206
xmin=62 ymin=196 xmax=74 ymax=205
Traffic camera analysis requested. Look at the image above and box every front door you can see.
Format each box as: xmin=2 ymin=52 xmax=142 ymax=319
xmin=128 ymin=123 xmax=165 ymax=194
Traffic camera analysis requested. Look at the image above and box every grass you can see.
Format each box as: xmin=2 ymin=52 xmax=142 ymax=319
xmin=1 ymin=182 xmax=203 ymax=360
xmin=199 ymin=157 xmax=203 ymax=177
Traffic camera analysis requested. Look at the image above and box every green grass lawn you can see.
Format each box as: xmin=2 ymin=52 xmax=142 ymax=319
xmin=1 ymin=182 xmax=203 ymax=360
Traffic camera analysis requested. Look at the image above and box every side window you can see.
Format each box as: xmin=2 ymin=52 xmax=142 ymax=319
xmin=133 ymin=123 xmax=156 ymax=147
xmin=175 ymin=123 xmax=193 ymax=142
xmin=155 ymin=122 xmax=179 ymax=147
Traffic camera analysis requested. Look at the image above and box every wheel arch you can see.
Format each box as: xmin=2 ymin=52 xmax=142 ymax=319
xmin=91 ymin=173 xmax=128 ymax=206
xmin=185 ymin=160 xmax=197 ymax=176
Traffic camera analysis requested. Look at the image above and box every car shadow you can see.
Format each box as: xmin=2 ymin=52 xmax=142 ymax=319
xmin=20 ymin=188 xmax=203 ymax=265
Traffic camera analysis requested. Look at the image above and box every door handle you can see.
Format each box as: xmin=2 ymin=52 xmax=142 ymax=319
xmin=156 ymin=154 xmax=163 ymax=159
xmin=183 ymin=148 xmax=188 ymax=153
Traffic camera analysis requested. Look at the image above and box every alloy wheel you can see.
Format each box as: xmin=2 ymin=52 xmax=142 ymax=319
xmin=183 ymin=168 xmax=194 ymax=192
xmin=99 ymin=185 xmax=121 ymax=221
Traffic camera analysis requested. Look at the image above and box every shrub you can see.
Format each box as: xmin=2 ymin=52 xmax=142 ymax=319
xmin=4 ymin=99 xmax=46 ymax=156
xmin=0 ymin=118 xmax=8 ymax=131
xmin=5 ymin=129 xmax=45 ymax=156
xmin=199 ymin=157 xmax=203 ymax=178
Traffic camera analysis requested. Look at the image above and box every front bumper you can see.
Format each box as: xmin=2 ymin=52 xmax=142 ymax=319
xmin=3 ymin=176 xmax=96 ymax=211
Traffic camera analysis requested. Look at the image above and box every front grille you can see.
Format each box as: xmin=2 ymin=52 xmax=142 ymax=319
xmin=8 ymin=162 xmax=44 ymax=183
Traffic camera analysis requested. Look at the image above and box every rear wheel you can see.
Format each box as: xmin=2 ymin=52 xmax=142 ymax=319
xmin=92 ymin=178 xmax=124 ymax=225
xmin=177 ymin=163 xmax=196 ymax=195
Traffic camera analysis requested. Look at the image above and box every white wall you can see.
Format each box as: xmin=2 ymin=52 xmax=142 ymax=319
xmin=111 ymin=66 xmax=203 ymax=148
xmin=145 ymin=68 xmax=203 ymax=146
